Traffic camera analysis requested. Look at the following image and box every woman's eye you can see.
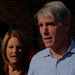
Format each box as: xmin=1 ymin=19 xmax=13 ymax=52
xmin=9 ymin=46 xmax=13 ymax=48
xmin=17 ymin=46 xmax=22 ymax=49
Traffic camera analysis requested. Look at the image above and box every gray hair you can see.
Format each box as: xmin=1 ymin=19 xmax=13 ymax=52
xmin=35 ymin=1 xmax=71 ymax=23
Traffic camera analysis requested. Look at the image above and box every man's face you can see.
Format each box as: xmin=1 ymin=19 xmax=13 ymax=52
xmin=38 ymin=16 xmax=69 ymax=48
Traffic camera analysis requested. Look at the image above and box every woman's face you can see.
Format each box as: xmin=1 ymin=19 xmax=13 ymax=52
xmin=6 ymin=36 xmax=23 ymax=65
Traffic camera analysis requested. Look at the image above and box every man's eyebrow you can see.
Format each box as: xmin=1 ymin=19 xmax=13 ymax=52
xmin=45 ymin=22 xmax=55 ymax=25
xmin=38 ymin=21 xmax=56 ymax=26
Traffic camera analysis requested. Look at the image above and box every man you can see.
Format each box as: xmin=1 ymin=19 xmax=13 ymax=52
xmin=28 ymin=1 xmax=75 ymax=75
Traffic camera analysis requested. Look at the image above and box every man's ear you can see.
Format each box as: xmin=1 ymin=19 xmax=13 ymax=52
xmin=64 ymin=21 xmax=71 ymax=32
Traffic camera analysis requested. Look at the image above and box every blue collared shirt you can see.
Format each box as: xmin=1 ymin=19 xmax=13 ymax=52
xmin=28 ymin=40 xmax=75 ymax=75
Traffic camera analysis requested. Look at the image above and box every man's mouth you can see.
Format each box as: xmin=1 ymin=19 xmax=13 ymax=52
xmin=44 ymin=37 xmax=52 ymax=40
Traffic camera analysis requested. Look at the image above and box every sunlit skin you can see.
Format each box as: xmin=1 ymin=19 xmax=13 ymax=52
xmin=38 ymin=16 xmax=70 ymax=58
xmin=6 ymin=37 xmax=23 ymax=65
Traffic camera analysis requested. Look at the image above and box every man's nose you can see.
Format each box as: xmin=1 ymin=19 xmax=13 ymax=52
xmin=42 ymin=25 xmax=49 ymax=35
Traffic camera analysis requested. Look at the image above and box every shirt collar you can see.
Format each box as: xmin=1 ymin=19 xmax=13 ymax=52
xmin=68 ymin=39 xmax=75 ymax=53
xmin=43 ymin=39 xmax=75 ymax=57
xmin=43 ymin=48 xmax=51 ymax=57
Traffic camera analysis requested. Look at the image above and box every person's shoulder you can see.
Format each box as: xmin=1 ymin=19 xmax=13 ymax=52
xmin=0 ymin=63 xmax=5 ymax=75
xmin=31 ymin=48 xmax=50 ymax=61
xmin=29 ymin=48 xmax=50 ymax=66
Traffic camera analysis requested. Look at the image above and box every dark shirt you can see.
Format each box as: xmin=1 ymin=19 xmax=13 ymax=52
xmin=0 ymin=64 xmax=27 ymax=75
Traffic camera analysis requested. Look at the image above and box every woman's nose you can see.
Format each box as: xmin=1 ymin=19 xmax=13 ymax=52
xmin=13 ymin=47 xmax=17 ymax=53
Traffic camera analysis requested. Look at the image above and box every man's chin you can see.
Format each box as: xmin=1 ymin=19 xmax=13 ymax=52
xmin=45 ymin=44 xmax=53 ymax=48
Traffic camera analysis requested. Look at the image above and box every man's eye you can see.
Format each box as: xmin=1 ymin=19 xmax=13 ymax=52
xmin=38 ymin=24 xmax=43 ymax=27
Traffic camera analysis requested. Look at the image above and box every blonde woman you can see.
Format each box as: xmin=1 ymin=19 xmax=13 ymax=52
xmin=1 ymin=29 xmax=30 ymax=75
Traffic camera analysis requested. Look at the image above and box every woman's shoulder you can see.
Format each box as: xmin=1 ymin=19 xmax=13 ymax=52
xmin=0 ymin=63 xmax=6 ymax=75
